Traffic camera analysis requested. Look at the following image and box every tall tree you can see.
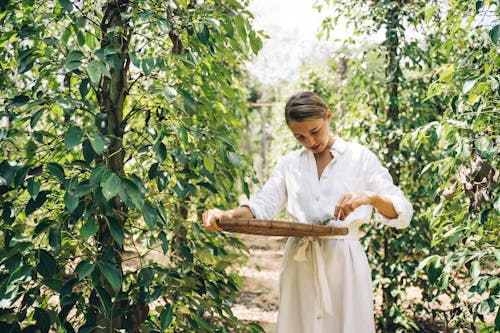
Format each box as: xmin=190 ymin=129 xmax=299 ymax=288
xmin=0 ymin=0 xmax=264 ymax=332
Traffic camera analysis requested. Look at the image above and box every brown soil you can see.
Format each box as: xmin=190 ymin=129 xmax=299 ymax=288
xmin=231 ymin=234 xmax=286 ymax=333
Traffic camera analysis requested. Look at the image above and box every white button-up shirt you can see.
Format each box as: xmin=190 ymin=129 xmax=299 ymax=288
xmin=245 ymin=136 xmax=412 ymax=231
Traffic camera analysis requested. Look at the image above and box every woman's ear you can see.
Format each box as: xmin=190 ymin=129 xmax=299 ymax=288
xmin=326 ymin=109 xmax=333 ymax=122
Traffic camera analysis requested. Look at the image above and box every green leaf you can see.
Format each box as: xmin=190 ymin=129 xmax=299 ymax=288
xmin=97 ymin=261 xmax=122 ymax=292
xmin=34 ymin=218 xmax=53 ymax=236
xmin=154 ymin=141 xmax=167 ymax=162
xmin=197 ymin=25 xmax=210 ymax=44
xmin=79 ymin=79 xmax=91 ymax=98
xmin=159 ymin=231 xmax=169 ymax=254
xmin=122 ymin=178 xmax=144 ymax=209
xmin=462 ymin=79 xmax=477 ymax=94
xmin=82 ymin=218 xmax=98 ymax=240
xmin=141 ymin=57 xmax=155 ymax=75
xmin=490 ymin=24 xmax=499 ymax=43
xmin=136 ymin=267 xmax=154 ymax=288
xmin=46 ymin=162 xmax=66 ymax=184
xmin=27 ymin=178 xmax=41 ymax=199
xmin=107 ymin=217 xmax=124 ymax=246
xmin=95 ymin=113 xmax=108 ymax=134
xmin=25 ymin=191 xmax=49 ymax=216
xmin=87 ymin=61 xmax=101 ymax=85
xmin=74 ymin=259 xmax=95 ymax=280
xmin=249 ymin=31 xmax=262 ymax=55
xmin=37 ymin=249 xmax=57 ymax=278
xmin=95 ymin=286 xmax=112 ymax=315
xmin=142 ymin=201 xmax=158 ymax=229
xmin=89 ymin=165 xmax=107 ymax=187
xmin=203 ymin=157 xmax=215 ymax=173
xmin=234 ymin=14 xmax=246 ymax=39
xmin=160 ymin=304 xmax=173 ymax=330
xmin=228 ymin=152 xmax=241 ymax=168
xmin=82 ymin=139 xmax=96 ymax=164
xmin=49 ymin=226 xmax=61 ymax=250
xmin=438 ymin=64 xmax=455 ymax=83
xmin=100 ymin=170 xmax=121 ymax=200
xmin=30 ymin=109 xmax=43 ymax=129
xmin=58 ymin=0 xmax=73 ymax=12
xmin=64 ymin=191 xmax=79 ymax=212
xmin=87 ymin=60 xmax=111 ymax=85
xmin=64 ymin=50 xmax=84 ymax=70
xmin=33 ymin=307 xmax=50 ymax=333
xmin=470 ymin=260 xmax=480 ymax=279
xmin=495 ymin=306 xmax=500 ymax=330
xmin=180 ymin=89 xmax=197 ymax=112
xmin=476 ymin=136 xmax=495 ymax=158
xmin=90 ymin=133 xmax=106 ymax=154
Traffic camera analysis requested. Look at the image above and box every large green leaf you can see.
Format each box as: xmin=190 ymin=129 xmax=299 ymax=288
xmin=81 ymin=218 xmax=98 ymax=240
xmin=63 ymin=191 xmax=79 ymax=212
xmin=37 ymin=249 xmax=57 ymax=278
xmin=87 ymin=60 xmax=111 ymax=85
xmin=46 ymin=162 xmax=66 ymax=184
xmin=33 ymin=307 xmax=50 ymax=333
xmin=25 ymin=191 xmax=49 ymax=216
xmin=90 ymin=133 xmax=106 ymax=154
xmin=74 ymin=259 xmax=95 ymax=280
xmin=107 ymin=217 xmax=124 ymax=246
xmin=142 ymin=201 xmax=158 ymax=229
xmin=97 ymin=261 xmax=122 ymax=292
xmin=100 ymin=170 xmax=121 ymax=200
xmin=490 ymin=24 xmax=499 ymax=44
xmin=160 ymin=304 xmax=173 ymax=330
xmin=64 ymin=126 xmax=84 ymax=150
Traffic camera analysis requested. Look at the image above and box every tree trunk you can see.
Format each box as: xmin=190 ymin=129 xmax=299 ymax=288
xmin=92 ymin=0 xmax=131 ymax=331
xmin=381 ymin=1 xmax=402 ymax=332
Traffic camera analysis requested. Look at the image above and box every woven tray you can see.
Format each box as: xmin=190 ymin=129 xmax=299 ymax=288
xmin=216 ymin=218 xmax=349 ymax=237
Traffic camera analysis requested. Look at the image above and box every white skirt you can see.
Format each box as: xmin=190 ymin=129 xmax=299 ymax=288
xmin=276 ymin=236 xmax=376 ymax=333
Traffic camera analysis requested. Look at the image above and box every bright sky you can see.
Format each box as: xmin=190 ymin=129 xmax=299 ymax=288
xmin=246 ymin=0 xmax=339 ymax=85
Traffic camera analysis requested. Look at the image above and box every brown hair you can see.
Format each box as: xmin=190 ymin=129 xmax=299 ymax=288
xmin=284 ymin=91 xmax=329 ymax=124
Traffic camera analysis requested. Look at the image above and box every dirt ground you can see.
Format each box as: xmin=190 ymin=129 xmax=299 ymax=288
xmin=231 ymin=234 xmax=286 ymax=332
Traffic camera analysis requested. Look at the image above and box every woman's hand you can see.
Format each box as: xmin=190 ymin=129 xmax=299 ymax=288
xmin=334 ymin=191 xmax=398 ymax=220
xmin=334 ymin=191 xmax=374 ymax=220
xmin=202 ymin=208 xmax=233 ymax=231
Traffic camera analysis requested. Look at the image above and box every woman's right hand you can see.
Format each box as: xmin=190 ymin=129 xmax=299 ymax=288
xmin=202 ymin=208 xmax=233 ymax=231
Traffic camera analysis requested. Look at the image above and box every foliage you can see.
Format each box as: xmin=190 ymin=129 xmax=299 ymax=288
xmin=0 ymin=0 xmax=264 ymax=332
xmin=305 ymin=0 xmax=500 ymax=331
xmin=413 ymin=1 xmax=499 ymax=331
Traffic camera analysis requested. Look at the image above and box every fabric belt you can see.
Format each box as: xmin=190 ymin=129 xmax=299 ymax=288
xmin=292 ymin=233 xmax=359 ymax=318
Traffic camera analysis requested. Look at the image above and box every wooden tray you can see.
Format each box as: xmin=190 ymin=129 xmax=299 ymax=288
xmin=216 ymin=218 xmax=349 ymax=237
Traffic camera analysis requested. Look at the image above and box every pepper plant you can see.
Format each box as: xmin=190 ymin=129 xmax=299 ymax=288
xmin=0 ymin=0 xmax=264 ymax=332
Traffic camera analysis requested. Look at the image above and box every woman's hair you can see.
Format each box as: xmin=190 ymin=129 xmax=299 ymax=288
xmin=284 ymin=91 xmax=329 ymax=124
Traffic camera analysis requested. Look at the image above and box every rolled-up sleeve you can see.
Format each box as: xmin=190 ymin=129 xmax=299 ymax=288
xmin=241 ymin=157 xmax=288 ymax=220
xmin=364 ymin=150 xmax=413 ymax=229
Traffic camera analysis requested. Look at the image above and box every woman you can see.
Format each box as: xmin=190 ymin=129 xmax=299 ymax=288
xmin=203 ymin=91 xmax=413 ymax=333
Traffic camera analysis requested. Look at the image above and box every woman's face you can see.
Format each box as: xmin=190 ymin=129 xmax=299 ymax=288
xmin=288 ymin=111 xmax=332 ymax=154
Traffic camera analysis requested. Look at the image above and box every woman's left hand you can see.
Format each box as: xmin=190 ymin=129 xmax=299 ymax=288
xmin=334 ymin=191 xmax=374 ymax=220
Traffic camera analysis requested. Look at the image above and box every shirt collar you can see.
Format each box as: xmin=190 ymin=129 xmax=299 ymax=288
xmin=299 ymin=136 xmax=346 ymax=156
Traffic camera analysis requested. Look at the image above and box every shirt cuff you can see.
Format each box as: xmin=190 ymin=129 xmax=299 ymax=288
xmin=239 ymin=201 xmax=260 ymax=219
xmin=376 ymin=195 xmax=412 ymax=229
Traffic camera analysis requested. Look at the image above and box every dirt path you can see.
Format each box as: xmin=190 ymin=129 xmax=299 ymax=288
xmin=231 ymin=234 xmax=286 ymax=332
